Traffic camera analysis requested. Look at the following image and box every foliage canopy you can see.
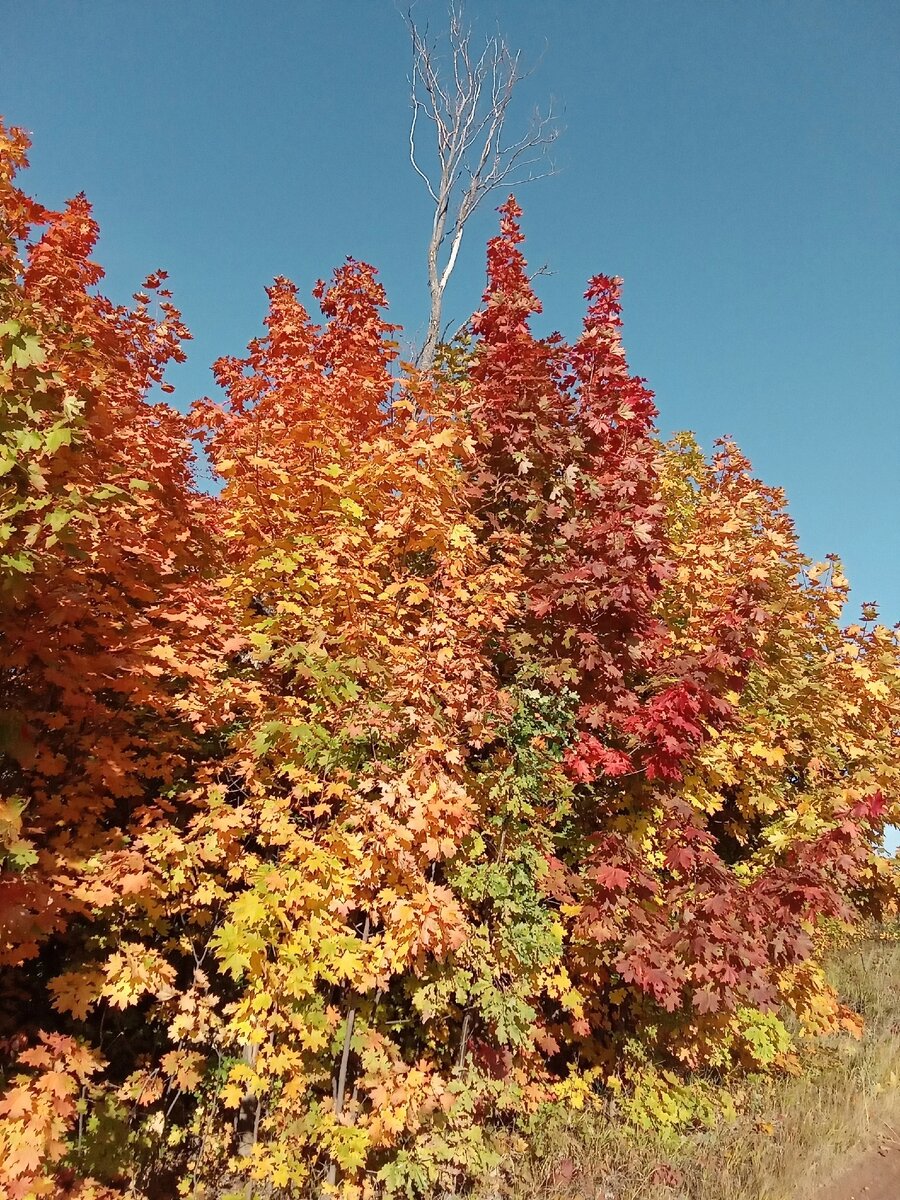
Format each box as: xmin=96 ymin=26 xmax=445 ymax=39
xmin=1 ymin=121 xmax=898 ymax=1199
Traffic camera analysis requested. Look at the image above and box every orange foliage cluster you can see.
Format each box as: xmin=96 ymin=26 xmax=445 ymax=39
xmin=1 ymin=121 xmax=898 ymax=1198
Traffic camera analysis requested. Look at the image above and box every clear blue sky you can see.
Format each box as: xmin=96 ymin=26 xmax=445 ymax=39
xmin=3 ymin=0 xmax=898 ymax=623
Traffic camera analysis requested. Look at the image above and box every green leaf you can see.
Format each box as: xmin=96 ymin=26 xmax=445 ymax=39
xmin=6 ymin=838 xmax=38 ymax=869
xmin=47 ymin=508 xmax=72 ymax=533
xmin=45 ymin=425 xmax=73 ymax=454
xmin=2 ymin=553 xmax=34 ymax=574
xmin=9 ymin=334 xmax=45 ymax=369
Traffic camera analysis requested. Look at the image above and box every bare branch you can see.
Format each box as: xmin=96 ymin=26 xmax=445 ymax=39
xmin=406 ymin=3 xmax=560 ymax=370
xmin=409 ymin=89 xmax=439 ymax=203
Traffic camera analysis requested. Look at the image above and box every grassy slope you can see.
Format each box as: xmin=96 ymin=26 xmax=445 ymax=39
xmin=480 ymin=933 xmax=900 ymax=1200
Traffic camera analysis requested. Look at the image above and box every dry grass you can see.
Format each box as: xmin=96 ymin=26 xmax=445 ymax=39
xmin=481 ymin=933 xmax=900 ymax=1200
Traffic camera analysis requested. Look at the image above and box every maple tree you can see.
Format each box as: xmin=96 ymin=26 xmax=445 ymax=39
xmin=0 ymin=119 xmax=232 ymax=1197
xmin=0 ymin=121 xmax=897 ymax=1199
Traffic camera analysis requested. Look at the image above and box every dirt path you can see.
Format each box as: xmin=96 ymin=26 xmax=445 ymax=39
xmin=815 ymin=1138 xmax=900 ymax=1200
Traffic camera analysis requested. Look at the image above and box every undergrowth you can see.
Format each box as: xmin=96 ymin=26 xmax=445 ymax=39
xmin=478 ymin=925 xmax=900 ymax=1200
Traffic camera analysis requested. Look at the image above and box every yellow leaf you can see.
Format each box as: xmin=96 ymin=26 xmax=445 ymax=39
xmin=49 ymin=969 xmax=104 ymax=1020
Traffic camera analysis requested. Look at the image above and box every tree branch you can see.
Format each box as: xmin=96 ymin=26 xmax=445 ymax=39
xmin=406 ymin=4 xmax=560 ymax=371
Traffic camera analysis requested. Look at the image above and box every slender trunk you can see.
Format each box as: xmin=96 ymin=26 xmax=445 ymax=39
xmin=457 ymin=1010 xmax=471 ymax=1071
xmin=420 ymin=297 xmax=443 ymax=374
xmin=236 ymin=1040 xmax=260 ymax=1199
xmin=324 ymin=913 xmax=371 ymax=1190
xmin=236 ymin=1041 xmax=259 ymax=1160
xmin=419 ymin=190 xmax=451 ymax=372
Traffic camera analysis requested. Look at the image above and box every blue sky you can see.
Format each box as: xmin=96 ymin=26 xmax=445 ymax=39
xmin=3 ymin=0 xmax=898 ymax=624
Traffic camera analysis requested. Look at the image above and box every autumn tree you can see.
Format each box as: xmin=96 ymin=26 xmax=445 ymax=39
xmin=0 ymin=118 xmax=897 ymax=1200
xmin=0 ymin=119 xmax=232 ymax=1197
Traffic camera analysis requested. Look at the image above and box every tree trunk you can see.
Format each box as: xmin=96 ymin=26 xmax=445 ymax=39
xmin=324 ymin=913 xmax=371 ymax=1191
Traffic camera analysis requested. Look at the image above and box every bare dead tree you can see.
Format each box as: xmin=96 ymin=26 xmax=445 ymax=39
xmin=407 ymin=4 xmax=559 ymax=370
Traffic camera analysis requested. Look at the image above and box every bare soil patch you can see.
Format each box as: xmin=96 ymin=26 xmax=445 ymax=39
xmin=815 ymin=1132 xmax=900 ymax=1200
